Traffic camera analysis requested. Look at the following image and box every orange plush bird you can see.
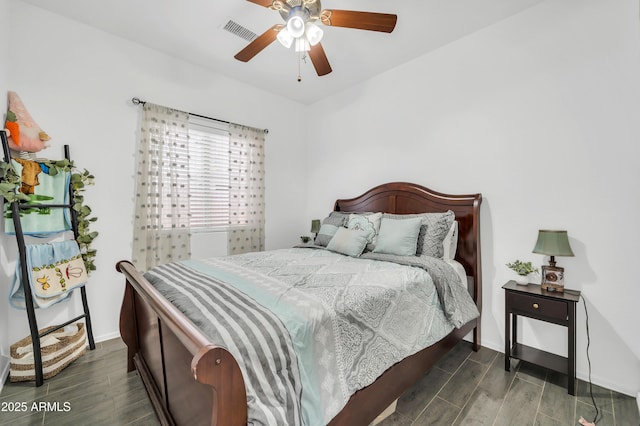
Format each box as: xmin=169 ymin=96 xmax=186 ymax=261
xmin=4 ymin=91 xmax=51 ymax=152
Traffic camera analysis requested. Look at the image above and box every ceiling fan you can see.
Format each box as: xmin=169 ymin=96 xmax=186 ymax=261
xmin=234 ymin=0 xmax=397 ymax=79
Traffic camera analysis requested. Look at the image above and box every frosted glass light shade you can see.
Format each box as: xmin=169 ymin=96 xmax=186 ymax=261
xmin=277 ymin=28 xmax=293 ymax=48
xmin=305 ymin=23 xmax=323 ymax=46
xmin=287 ymin=15 xmax=306 ymax=38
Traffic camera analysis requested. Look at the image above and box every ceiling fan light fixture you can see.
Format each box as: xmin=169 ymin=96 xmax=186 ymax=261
xmin=237 ymin=0 xmax=397 ymax=79
xmin=305 ymin=22 xmax=323 ymax=46
xmin=277 ymin=27 xmax=294 ymax=48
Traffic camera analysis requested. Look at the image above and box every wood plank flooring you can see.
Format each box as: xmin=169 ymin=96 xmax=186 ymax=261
xmin=1 ymin=338 xmax=638 ymax=425
xmin=0 ymin=338 xmax=156 ymax=426
xmin=379 ymin=342 xmax=640 ymax=426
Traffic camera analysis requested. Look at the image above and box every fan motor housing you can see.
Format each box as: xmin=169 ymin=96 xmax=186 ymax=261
xmin=277 ymin=0 xmax=321 ymax=22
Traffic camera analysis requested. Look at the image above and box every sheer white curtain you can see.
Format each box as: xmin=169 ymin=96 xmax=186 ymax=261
xmin=132 ymin=103 xmax=191 ymax=271
xmin=227 ymin=123 xmax=265 ymax=254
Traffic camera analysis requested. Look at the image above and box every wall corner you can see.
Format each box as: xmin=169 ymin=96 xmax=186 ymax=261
xmin=0 ymin=355 xmax=9 ymax=394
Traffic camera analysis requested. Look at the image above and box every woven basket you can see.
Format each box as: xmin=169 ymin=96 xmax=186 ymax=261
xmin=9 ymin=322 xmax=86 ymax=382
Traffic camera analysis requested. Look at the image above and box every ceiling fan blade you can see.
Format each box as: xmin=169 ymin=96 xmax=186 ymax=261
xmin=246 ymin=0 xmax=274 ymax=7
xmin=234 ymin=25 xmax=282 ymax=62
xmin=320 ymin=10 xmax=397 ymax=33
xmin=309 ymin=43 xmax=332 ymax=76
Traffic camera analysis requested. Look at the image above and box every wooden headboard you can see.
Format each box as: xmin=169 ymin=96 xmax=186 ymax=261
xmin=334 ymin=182 xmax=482 ymax=307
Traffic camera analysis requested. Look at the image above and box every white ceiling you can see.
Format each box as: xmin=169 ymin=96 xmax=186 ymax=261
xmin=19 ymin=0 xmax=544 ymax=104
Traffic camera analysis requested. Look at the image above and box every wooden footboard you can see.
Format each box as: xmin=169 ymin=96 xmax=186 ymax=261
xmin=117 ymin=260 xmax=247 ymax=426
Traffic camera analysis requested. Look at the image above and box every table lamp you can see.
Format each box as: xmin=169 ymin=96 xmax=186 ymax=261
xmin=310 ymin=219 xmax=321 ymax=240
xmin=532 ymin=230 xmax=574 ymax=292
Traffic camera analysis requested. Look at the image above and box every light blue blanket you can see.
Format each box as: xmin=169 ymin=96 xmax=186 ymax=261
xmin=10 ymin=240 xmax=87 ymax=309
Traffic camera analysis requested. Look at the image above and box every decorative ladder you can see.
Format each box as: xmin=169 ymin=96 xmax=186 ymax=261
xmin=1 ymin=130 xmax=95 ymax=387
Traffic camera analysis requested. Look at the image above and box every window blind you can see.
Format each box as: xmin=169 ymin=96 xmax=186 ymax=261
xmin=187 ymin=117 xmax=231 ymax=229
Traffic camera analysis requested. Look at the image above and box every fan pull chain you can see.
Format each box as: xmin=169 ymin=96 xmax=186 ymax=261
xmin=297 ymin=50 xmax=302 ymax=82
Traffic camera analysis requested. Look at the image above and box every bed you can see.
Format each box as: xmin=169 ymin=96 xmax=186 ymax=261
xmin=116 ymin=181 xmax=482 ymax=426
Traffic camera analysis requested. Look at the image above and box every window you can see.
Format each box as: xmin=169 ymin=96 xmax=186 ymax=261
xmin=156 ymin=115 xmax=265 ymax=232
xmin=135 ymin=102 xmax=265 ymax=267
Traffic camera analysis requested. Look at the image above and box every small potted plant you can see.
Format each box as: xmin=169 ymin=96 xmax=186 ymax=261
xmin=506 ymin=260 xmax=538 ymax=285
xmin=300 ymin=235 xmax=311 ymax=244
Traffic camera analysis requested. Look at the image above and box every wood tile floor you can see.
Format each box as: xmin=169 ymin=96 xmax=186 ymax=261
xmin=0 ymin=338 xmax=156 ymax=426
xmin=1 ymin=338 xmax=638 ymax=425
xmin=378 ymin=342 xmax=640 ymax=426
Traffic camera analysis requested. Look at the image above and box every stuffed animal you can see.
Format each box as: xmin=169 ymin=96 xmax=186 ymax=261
xmin=4 ymin=91 xmax=51 ymax=152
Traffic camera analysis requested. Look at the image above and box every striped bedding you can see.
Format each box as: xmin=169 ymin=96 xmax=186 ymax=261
xmin=144 ymin=247 xmax=479 ymax=426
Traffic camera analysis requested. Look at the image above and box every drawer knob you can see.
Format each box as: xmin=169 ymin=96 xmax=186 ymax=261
xmin=532 ymin=303 xmax=539 ymax=309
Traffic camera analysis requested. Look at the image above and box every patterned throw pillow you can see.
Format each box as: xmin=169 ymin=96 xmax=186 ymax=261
xmin=347 ymin=213 xmax=382 ymax=251
xmin=417 ymin=211 xmax=455 ymax=258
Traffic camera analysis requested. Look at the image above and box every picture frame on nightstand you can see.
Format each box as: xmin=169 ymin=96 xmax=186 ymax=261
xmin=541 ymin=264 xmax=565 ymax=292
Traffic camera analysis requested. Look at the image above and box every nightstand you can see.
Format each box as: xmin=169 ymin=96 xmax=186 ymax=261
xmin=503 ymin=280 xmax=581 ymax=395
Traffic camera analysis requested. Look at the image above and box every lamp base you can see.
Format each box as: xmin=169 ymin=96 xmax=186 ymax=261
xmin=541 ymin=265 xmax=565 ymax=293
xmin=541 ymin=282 xmax=565 ymax=293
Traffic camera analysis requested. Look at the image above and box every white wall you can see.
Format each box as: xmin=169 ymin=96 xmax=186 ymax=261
xmin=305 ymin=0 xmax=640 ymax=396
xmin=0 ymin=0 xmax=308 ymax=363
xmin=0 ymin=0 xmax=11 ymax=389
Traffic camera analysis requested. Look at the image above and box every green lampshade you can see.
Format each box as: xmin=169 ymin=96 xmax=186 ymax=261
xmin=532 ymin=230 xmax=574 ymax=256
xmin=310 ymin=219 xmax=321 ymax=234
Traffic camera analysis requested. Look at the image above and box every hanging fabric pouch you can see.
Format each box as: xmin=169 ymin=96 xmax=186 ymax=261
xmin=9 ymin=240 xmax=88 ymax=309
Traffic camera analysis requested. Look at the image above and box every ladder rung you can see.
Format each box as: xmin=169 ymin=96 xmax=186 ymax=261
xmin=18 ymin=203 xmax=73 ymax=209
xmin=39 ymin=314 xmax=87 ymax=338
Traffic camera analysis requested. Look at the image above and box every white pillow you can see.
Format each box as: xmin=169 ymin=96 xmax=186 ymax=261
xmin=442 ymin=221 xmax=458 ymax=260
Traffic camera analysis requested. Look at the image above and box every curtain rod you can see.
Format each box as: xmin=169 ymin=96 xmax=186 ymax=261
xmin=131 ymin=97 xmax=269 ymax=134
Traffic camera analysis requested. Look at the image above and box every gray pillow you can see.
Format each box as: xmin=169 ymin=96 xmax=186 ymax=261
xmin=326 ymin=227 xmax=370 ymax=257
xmin=373 ymin=216 xmax=423 ymax=256
xmin=315 ymin=212 xmax=349 ymax=247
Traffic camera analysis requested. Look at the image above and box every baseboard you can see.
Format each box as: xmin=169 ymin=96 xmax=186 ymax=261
xmin=95 ymin=330 xmax=121 ymax=343
xmin=0 ymin=355 xmax=9 ymax=395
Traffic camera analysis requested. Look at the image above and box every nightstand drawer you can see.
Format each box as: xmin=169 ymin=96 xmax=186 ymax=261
xmin=507 ymin=292 xmax=567 ymax=321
